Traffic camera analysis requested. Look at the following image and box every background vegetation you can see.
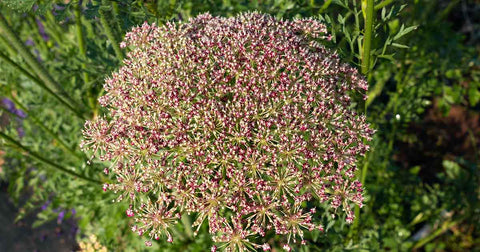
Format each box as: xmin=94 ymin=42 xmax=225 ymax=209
xmin=0 ymin=0 xmax=478 ymax=251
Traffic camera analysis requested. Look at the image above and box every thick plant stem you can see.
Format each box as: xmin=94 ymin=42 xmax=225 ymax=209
xmin=351 ymin=0 xmax=375 ymax=239
xmin=0 ymin=51 xmax=83 ymax=119
xmin=350 ymin=152 xmax=370 ymax=239
xmin=0 ymin=13 xmax=88 ymax=120
xmin=98 ymin=0 xmax=124 ymax=61
xmin=0 ymin=132 xmax=101 ymax=184
xmin=361 ymin=0 xmax=374 ymax=75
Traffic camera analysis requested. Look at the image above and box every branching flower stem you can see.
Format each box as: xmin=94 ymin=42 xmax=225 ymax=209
xmin=0 ymin=131 xmax=101 ymax=184
xmin=0 ymin=13 xmax=89 ymax=120
xmin=8 ymin=94 xmax=85 ymax=161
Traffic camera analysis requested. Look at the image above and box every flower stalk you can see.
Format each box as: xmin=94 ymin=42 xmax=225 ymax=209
xmin=0 ymin=131 xmax=100 ymax=184
xmin=8 ymin=94 xmax=85 ymax=160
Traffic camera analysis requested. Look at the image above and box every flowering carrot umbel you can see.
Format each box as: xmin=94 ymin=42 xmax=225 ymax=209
xmin=81 ymin=12 xmax=374 ymax=250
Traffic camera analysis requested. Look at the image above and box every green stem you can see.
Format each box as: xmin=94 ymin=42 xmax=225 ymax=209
xmin=0 ymin=132 xmax=101 ymax=184
xmin=361 ymin=0 xmax=374 ymax=75
xmin=74 ymin=4 xmax=98 ymax=113
xmin=349 ymin=151 xmax=370 ymax=240
xmin=171 ymin=225 xmax=187 ymax=242
xmin=352 ymin=1 xmax=362 ymax=65
xmin=74 ymin=2 xmax=90 ymax=85
xmin=0 ymin=51 xmax=84 ymax=119
xmin=28 ymin=16 xmax=49 ymax=57
xmin=360 ymin=155 xmax=370 ymax=186
xmin=0 ymin=13 xmax=88 ymax=120
xmin=0 ymin=35 xmax=17 ymax=56
xmin=44 ymin=11 xmax=65 ymax=44
xmin=8 ymin=94 xmax=84 ymax=160
xmin=351 ymin=0 xmax=375 ymax=239
xmin=412 ymin=220 xmax=459 ymax=250
xmin=437 ymin=0 xmax=460 ymax=22
xmin=318 ymin=0 xmax=332 ymax=13
xmin=98 ymin=0 xmax=124 ymax=61
xmin=181 ymin=214 xmax=194 ymax=239
xmin=111 ymin=1 xmax=123 ymax=34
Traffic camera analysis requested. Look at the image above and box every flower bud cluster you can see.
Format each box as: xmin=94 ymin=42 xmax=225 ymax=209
xmin=82 ymin=12 xmax=374 ymax=250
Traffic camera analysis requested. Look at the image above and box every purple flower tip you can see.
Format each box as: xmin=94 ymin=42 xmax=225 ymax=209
xmin=57 ymin=211 xmax=65 ymax=224
xmin=41 ymin=200 xmax=51 ymax=211
xmin=2 ymin=98 xmax=15 ymax=111
xmin=35 ymin=18 xmax=49 ymax=41
xmin=25 ymin=39 xmax=35 ymax=46
xmin=14 ymin=109 xmax=27 ymax=118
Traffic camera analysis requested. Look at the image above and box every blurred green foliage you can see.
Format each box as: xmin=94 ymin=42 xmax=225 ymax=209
xmin=0 ymin=0 xmax=479 ymax=251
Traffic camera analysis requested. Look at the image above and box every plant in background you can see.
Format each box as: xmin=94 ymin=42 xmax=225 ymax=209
xmin=79 ymin=233 xmax=108 ymax=252
xmin=82 ymin=12 xmax=374 ymax=250
xmin=0 ymin=1 xmax=144 ymax=249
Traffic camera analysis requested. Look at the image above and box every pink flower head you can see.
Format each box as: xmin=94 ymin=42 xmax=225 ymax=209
xmin=82 ymin=12 xmax=373 ymax=250
xmin=126 ymin=207 xmax=134 ymax=217
xmin=262 ymin=243 xmax=271 ymax=251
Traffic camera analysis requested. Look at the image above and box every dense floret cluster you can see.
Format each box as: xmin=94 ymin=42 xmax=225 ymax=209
xmin=82 ymin=12 xmax=374 ymax=251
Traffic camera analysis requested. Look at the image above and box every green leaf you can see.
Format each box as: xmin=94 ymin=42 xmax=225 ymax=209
xmin=409 ymin=165 xmax=421 ymax=175
xmin=325 ymin=219 xmax=335 ymax=232
xmin=378 ymin=53 xmax=396 ymax=61
xmin=332 ymin=0 xmax=348 ymax=9
xmin=388 ymin=19 xmax=400 ymax=35
xmin=393 ymin=24 xmax=418 ymax=40
xmin=337 ymin=13 xmax=345 ymax=24
xmin=391 ymin=43 xmax=409 ymax=49
xmin=468 ymin=85 xmax=480 ymax=106
xmin=53 ymin=3 xmax=72 ymax=22
xmin=442 ymin=160 xmax=461 ymax=179
xmin=319 ymin=0 xmax=332 ymax=13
